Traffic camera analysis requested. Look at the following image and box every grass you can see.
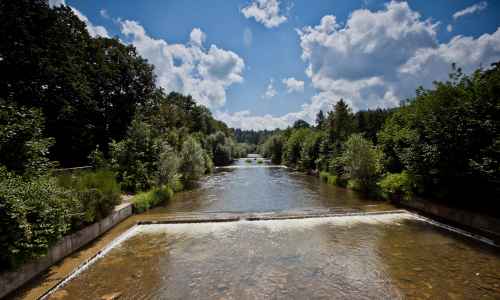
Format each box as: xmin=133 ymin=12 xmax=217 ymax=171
xmin=319 ymin=171 xmax=347 ymax=187
xmin=132 ymin=186 xmax=174 ymax=213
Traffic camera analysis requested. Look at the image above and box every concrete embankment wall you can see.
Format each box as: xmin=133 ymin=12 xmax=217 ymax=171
xmin=398 ymin=199 xmax=500 ymax=243
xmin=0 ymin=203 xmax=133 ymax=299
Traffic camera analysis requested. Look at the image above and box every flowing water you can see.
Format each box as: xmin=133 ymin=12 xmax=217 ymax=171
xmin=47 ymin=159 xmax=500 ymax=300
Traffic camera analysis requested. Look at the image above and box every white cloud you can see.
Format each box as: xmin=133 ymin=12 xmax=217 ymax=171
xmin=282 ymin=77 xmax=304 ymax=93
xmin=453 ymin=1 xmax=488 ymax=20
xmin=100 ymin=9 xmax=110 ymax=19
xmin=71 ymin=8 xmax=109 ymax=38
xmin=48 ymin=0 xmax=65 ymax=7
xmin=189 ymin=28 xmax=206 ymax=47
xmin=262 ymin=78 xmax=277 ymax=98
xmin=49 ymin=0 xmax=109 ymax=38
xmin=447 ymin=24 xmax=453 ymax=32
xmin=121 ymin=20 xmax=244 ymax=108
xmin=241 ymin=0 xmax=287 ymax=28
xmin=222 ymin=1 xmax=500 ymax=130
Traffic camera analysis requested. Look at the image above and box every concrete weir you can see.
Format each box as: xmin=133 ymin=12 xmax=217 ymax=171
xmin=38 ymin=208 xmax=499 ymax=300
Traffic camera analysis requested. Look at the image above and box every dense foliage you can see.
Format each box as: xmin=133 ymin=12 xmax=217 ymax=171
xmin=260 ymin=64 xmax=500 ymax=213
xmin=0 ymin=0 xmax=244 ymax=269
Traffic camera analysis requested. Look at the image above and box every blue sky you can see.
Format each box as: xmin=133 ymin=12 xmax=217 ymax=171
xmin=51 ymin=0 xmax=500 ymax=129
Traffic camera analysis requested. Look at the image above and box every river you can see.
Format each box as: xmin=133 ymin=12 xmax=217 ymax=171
xmin=47 ymin=158 xmax=500 ymax=299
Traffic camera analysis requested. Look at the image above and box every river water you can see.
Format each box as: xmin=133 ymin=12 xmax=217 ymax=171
xmin=47 ymin=159 xmax=500 ymax=299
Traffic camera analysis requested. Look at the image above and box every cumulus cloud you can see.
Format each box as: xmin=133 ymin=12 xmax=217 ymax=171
xmin=282 ymin=77 xmax=304 ymax=93
xmin=453 ymin=1 xmax=488 ymax=20
xmin=241 ymin=0 xmax=287 ymax=28
xmin=71 ymin=8 xmax=109 ymax=38
xmin=49 ymin=0 xmax=109 ymax=38
xmin=121 ymin=21 xmax=244 ymax=108
xmin=262 ymin=78 xmax=277 ymax=98
xmin=48 ymin=0 xmax=65 ymax=7
xmin=222 ymin=1 xmax=500 ymax=130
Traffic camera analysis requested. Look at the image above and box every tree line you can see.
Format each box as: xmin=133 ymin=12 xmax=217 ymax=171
xmin=0 ymin=0 xmax=247 ymax=269
xmin=260 ymin=64 xmax=500 ymax=215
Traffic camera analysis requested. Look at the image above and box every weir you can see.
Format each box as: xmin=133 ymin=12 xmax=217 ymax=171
xmin=41 ymin=209 xmax=500 ymax=300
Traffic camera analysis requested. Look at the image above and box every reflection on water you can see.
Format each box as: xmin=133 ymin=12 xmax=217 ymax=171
xmin=147 ymin=159 xmax=379 ymax=214
xmin=49 ymin=213 xmax=500 ymax=300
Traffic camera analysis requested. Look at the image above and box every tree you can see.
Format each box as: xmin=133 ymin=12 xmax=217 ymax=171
xmin=299 ymin=131 xmax=324 ymax=171
xmin=339 ymin=134 xmax=383 ymax=191
xmin=156 ymin=143 xmax=180 ymax=187
xmin=283 ymin=128 xmax=310 ymax=166
xmin=179 ymin=136 xmax=206 ymax=186
xmin=293 ymin=119 xmax=310 ymax=129
xmin=315 ymin=110 xmax=325 ymax=128
xmin=0 ymin=101 xmax=55 ymax=176
xmin=262 ymin=134 xmax=285 ymax=164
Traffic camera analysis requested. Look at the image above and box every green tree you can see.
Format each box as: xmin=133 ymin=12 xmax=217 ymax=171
xmin=283 ymin=128 xmax=310 ymax=167
xmin=179 ymin=136 xmax=206 ymax=186
xmin=262 ymin=134 xmax=285 ymax=164
xmin=0 ymin=101 xmax=55 ymax=176
xmin=339 ymin=134 xmax=383 ymax=191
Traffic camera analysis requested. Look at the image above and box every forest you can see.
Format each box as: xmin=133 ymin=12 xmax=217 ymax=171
xmin=0 ymin=0 xmax=247 ymax=269
xmin=259 ymin=64 xmax=500 ymax=215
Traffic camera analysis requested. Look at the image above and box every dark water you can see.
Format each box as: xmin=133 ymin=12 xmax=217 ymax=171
xmin=47 ymin=159 xmax=500 ymax=300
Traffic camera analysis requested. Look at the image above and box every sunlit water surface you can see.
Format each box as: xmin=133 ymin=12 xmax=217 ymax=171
xmin=47 ymin=159 xmax=500 ymax=299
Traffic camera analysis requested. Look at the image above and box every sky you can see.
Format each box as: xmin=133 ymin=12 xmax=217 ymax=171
xmin=50 ymin=0 xmax=500 ymax=130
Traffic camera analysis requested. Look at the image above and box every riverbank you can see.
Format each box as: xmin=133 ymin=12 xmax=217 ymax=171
xmin=1 ymin=203 xmax=133 ymax=300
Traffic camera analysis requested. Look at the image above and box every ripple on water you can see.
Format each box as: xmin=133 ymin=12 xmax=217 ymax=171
xmin=46 ymin=213 xmax=500 ymax=300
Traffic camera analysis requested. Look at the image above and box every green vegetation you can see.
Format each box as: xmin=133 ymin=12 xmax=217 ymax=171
xmin=132 ymin=187 xmax=174 ymax=213
xmin=57 ymin=170 xmax=121 ymax=224
xmin=261 ymin=64 xmax=500 ymax=214
xmin=0 ymin=1 xmax=246 ymax=269
xmin=257 ymin=159 xmax=264 ymax=164
xmin=245 ymin=158 xmax=253 ymax=163
xmin=0 ymin=168 xmax=76 ymax=269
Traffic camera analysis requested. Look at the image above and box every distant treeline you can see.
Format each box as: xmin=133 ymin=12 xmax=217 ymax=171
xmin=259 ymin=64 xmax=500 ymax=215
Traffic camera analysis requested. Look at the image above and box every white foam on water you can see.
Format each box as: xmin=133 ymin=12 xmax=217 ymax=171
xmin=215 ymin=165 xmax=288 ymax=169
xmin=41 ymin=225 xmax=140 ymax=299
xmin=132 ymin=212 xmax=417 ymax=236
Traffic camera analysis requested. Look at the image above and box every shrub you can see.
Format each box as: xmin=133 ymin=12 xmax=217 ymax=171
xmin=179 ymin=136 xmax=205 ymax=186
xmin=245 ymin=158 xmax=253 ymax=163
xmin=0 ymin=101 xmax=55 ymax=176
xmin=338 ymin=134 xmax=383 ymax=192
xmin=132 ymin=187 xmax=173 ymax=213
xmin=57 ymin=170 xmax=121 ymax=224
xmin=109 ymin=120 xmax=161 ymax=192
xmin=319 ymin=171 xmax=347 ymax=187
xmin=156 ymin=143 xmax=180 ymax=187
xmin=0 ymin=168 xmax=76 ymax=269
xmin=378 ymin=171 xmax=414 ymax=201
xmin=257 ymin=159 xmax=264 ymax=164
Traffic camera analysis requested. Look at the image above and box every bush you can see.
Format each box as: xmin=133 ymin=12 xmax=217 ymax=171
xmin=319 ymin=171 xmax=347 ymax=187
xmin=338 ymin=134 xmax=383 ymax=192
xmin=257 ymin=159 xmax=264 ymax=164
xmin=156 ymin=143 xmax=180 ymax=187
xmin=179 ymin=136 xmax=205 ymax=186
xmin=0 ymin=168 xmax=76 ymax=269
xmin=57 ymin=170 xmax=121 ymax=224
xmin=245 ymin=158 xmax=252 ymax=163
xmin=132 ymin=187 xmax=173 ymax=213
xmin=0 ymin=101 xmax=55 ymax=176
xmin=378 ymin=172 xmax=414 ymax=201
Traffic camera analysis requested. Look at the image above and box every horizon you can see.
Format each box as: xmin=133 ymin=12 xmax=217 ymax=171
xmin=51 ymin=0 xmax=500 ymax=130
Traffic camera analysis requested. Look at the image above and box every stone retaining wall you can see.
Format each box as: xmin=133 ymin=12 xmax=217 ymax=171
xmin=0 ymin=203 xmax=133 ymax=299
xmin=398 ymin=199 xmax=500 ymax=243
